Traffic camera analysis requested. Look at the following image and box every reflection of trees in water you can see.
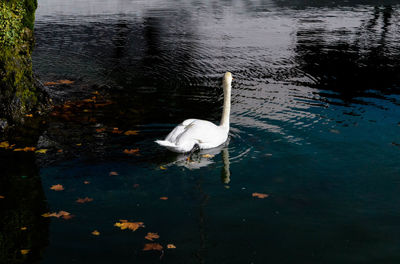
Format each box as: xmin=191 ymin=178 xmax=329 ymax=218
xmin=294 ymin=5 xmax=400 ymax=102
xmin=0 ymin=153 xmax=49 ymax=264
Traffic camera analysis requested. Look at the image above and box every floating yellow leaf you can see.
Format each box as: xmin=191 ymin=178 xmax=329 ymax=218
xmin=35 ymin=149 xmax=48 ymax=154
xmin=143 ymin=243 xmax=163 ymax=251
xmin=252 ymin=192 xmax=269 ymax=199
xmin=0 ymin=141 xmax=9 ymax=148
xmin=124 ymin=130 xmax=139 ymax=136
xmin=160 ymin=197 xmax=168 ymax=200
xmin=76 ymin=143 xmax=82 ymax=146
xmin=145 ymin=232 xmax=160 ymax=241
xmin=76 ymin=197 xmax=93 ymax=203
xmin=159 ymin=166 xmax=167 ymax=170
xmin=50 ymin=184 xmax=64 ymax=191
xmin=167 ymin=244 xmax=176 ymax=249
xmin=20 ymin=227 xmax=27 ymax=231
xmin=114 ymin=220 xmax=144 ymax=231
xmin=20 ymin=249 xmax=30 ymax=255
xmin=92 ymin=230 xmax=100 ymax=236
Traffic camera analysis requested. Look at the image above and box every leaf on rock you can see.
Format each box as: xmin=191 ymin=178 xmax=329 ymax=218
xmin=92 ymin=230 xmax=100 ymax=236
xmin=202 ymin=154 xmax=214 ymax=158
xmin=114 ymin=220 xmax=144 ymax=231
xmin=50 ymin=184 xmax=64 ymax=191
xmin=167 ymin=244 xmax=176 ymax=249
xmin=124 ymin=130 xmax=139 ymax=136
xmin=145 ymin=232 xmax=160 ymax=241
xmin=123 ymin=148 xmax=139 ymax=155
xmin=252 ymin=192 xmax=269 ymax=199
xmin=76 ymin=197 xmax=93 ymax=203
xmin=143 ymin=243 xmax=163 ymax=251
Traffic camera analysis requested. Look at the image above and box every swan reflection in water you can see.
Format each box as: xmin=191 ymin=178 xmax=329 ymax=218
xmin=161 ymin=142 xmax=231 ymax=184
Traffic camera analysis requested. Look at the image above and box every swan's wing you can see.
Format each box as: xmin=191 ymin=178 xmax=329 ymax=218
xmin=176 ymin=120 xmax=224 ymax=146
xmin=165 ymin=119 xmax=198 ymax=143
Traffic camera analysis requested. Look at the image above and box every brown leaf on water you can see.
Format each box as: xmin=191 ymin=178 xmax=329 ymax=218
xmin=124 ymin=130 xmax=139 ymax=136
xmin=0 ymin=195 xmax=4 ymax=199
xmin=112 ymin=127 xmax=123 ymax=134
xmin=44 ymin=81 xmax=58 ymax=86
xmin=145 ymin=232 xmax=160 ymax=241
xmin=50 ymin=184 xmax=64 ymax=191
xmin=160 ymin=197 xmax=168 ymax=200
xmin=252 ymin=192 xmax=269 ymax=199
xmin=96 ymin=128 xmax=106 ymax=133
xmin=109 ymin=171 xmax=119 ymax=176
xmin=123 ymin=148 xmax=139 ymax=155
xmin=84 ymin=181 xmax=90 ymax=184
xmin=92 ymin=230 xmax=100 ymax=236
xmin=25 ymin=114 xmax=33 ymax=117
xmin=42 ymin=211 xmax=72 ymax=219
xmin=76 ymin=197 xmax=93 ymax=203
xmin=167 ymin=244 xmax=176 ymax=249
xmin=20 ymin=249 xmax=30 ymax=255
xmin=114 ymin=220 xmax=144 ymax=231
xmin=143 ymin=243 xmax=163 ymax=251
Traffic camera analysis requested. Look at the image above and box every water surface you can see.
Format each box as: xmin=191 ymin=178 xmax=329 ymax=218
xmin=1 ymin=0 xmax=400 ymax=263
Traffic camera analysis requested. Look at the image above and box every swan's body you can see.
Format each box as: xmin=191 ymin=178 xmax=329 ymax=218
xmin=155 ymin=72 xmax=232 ymax=153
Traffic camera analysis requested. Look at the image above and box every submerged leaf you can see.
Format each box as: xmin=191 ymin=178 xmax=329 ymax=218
xmin=84 ymin=181 xmax=90 ymax=184
xmin=143 ymin=243 xmax=163 ymax=251
xmin=76 ymin=197 xmax=93 ymax=203
xmin=252 ymin=192 xmax=269 ymax=199
xmin=109 ymin=171 xmax=119 ymax=176
xmin=114 ymin=220 xmax=144 ymax=231
xmin=145 ymin=232 xmax=160 ymax=241
xmin=160 ymin=197 xmax=168 ymax=200
xmin=20 ymin=227 xmax=27 ymax=231
xmin=50 ymin=184 xmax=64 ymax=191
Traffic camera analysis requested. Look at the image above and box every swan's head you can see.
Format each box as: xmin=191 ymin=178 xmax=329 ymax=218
xmin=223 ymin=72 xmax=233 ymax=86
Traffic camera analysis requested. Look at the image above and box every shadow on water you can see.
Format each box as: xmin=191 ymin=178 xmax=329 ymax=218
xmin=0 ymin=152 xmax=49 ymax=264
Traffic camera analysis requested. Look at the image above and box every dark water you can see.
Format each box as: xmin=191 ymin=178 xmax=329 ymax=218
xmin=1 ymin=0 xmax=400 ymax=263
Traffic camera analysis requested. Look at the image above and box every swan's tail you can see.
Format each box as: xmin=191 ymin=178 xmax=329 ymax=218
xmin=155 ymin=140 xmax=176 ymax=148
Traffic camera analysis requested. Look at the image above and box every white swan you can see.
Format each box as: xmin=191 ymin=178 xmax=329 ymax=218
xmin=155 ymin=72 xmax=232 ymax=153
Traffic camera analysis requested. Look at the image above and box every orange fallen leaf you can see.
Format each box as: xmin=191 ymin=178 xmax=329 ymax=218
xmin=20 ymin=227 xmax=27 ymax=231
xmin=76 ymin=143 xmax=82 ymax=146
xmin=96 ymin=128 xmax=106 ymax=133
xmin=92 ymin=230 xmax=100 ymax=236
xmin=76 ymin=197 xmax=93 ymax=203
xmin=58 ymin=79 xmax=74 ymax=84
xmin=109 ymin=171 xmax=119 ymax=176
xmin=159 ymin=166 xmax=167 ymax=170
xmin=167 ymin=244 xmax=176 ymax=249
xmin=41 ymin=211 xmax=72 ymax=219
xmin=25 ymin=114 xmax=33 ymax=117
xmin=123 ymin=148 xmax=139 ymax=155
xmin=84 ymin=181 xmax=90 ymax=184
xmin=160 ymin=197 xmax=168 ymax=200
xmin=57 ymin=149 xmax=63 ymax=153
xmin=114 ymin=220 xmax=144 ymax=231
xmin=13 ymin=147 xmax=36 ymax=152
xmin=0 ymin=195 xmax=4 ymax=199
xmin=252 ymin=192 xmax=269 ymax=199
xmin=20 ymin=249 xmax=30 ymax=255
xmin=143 ymin=243 xmax=163 ymax=251
xmin=44 ymin=81 xmax=58 ymax=86
xmin=50 ymin=184 xmax=64 ymax=191
xmin=124 ymin=130 xmax=139 ymax=136
xmin=145 ymin=232 xmax=160 ymax=241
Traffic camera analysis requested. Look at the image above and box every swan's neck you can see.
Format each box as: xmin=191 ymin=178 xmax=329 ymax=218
xmin=220 ymin=81 xmax=231 ymax=129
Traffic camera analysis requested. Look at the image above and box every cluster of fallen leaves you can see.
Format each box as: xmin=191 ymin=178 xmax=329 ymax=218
xmin=0 ymin=141 xmax=48 ymax=154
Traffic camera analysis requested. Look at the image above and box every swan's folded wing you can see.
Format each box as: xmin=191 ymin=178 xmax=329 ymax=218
xmin=165 ymin=119 xmax=197 ymax=142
